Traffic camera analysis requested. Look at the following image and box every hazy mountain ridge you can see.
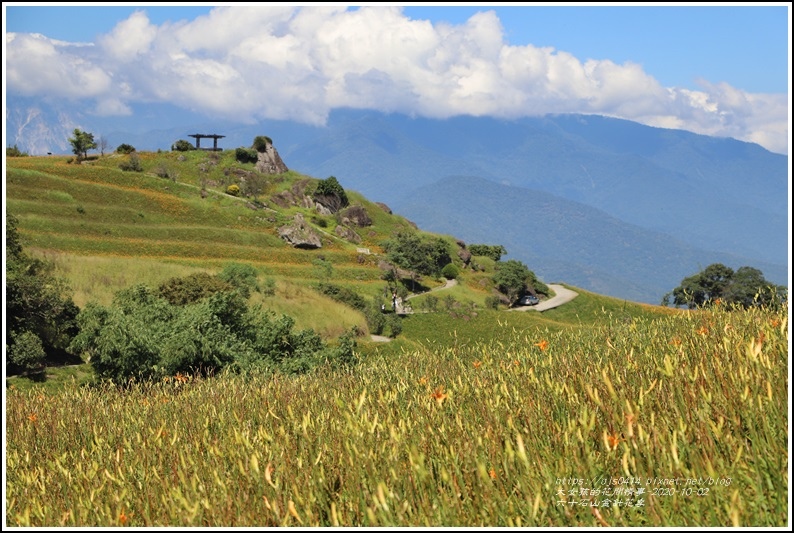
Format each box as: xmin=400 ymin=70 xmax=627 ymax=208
xmin=392 ymin=175 xmax=787 ymax=304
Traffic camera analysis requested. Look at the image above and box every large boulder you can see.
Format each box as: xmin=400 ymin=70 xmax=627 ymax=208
xmin=278 ymin=214 xmax=322 ymax=249
xmin=340 ymin=205 xmax=372 ymax=227
xmin=255 ymin=140 xmax=289 ymax=174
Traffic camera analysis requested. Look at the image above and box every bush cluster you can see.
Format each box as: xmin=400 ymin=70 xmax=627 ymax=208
xmin=171 ymin=139 xmax=196 ymax=152
xmin=6 ymin=145 xmax=29 ymax=157
xmin=115 ymin=143 xmax=136 ymax=154
xmin=441 ymin=263 xmax=460 ymax=280
xmin=469 ymin=244 xmax=507 ymax=262
xmin=235 ymin=147 xmax=258 ymax=164
xmin=316 ymin=282 xmax=368 ymax=312
xmin=70 ymin=283 xmax=356 ymax=382
xmin=313 ymin=176 xmax=349 ymax=213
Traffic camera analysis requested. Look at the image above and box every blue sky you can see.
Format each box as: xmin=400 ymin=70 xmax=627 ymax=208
xmin=4 ymin=3 xmax=791 ymax=153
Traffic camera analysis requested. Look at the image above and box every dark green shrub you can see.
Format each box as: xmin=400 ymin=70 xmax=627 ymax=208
xmin=252 ymin=135 xmax=273 ymax=152
xmin=158 ymin=272 xmax=234 ymax=306
xmin=441 ymin=263 xmax=460 ymax=280
xmin=316 ymin=282 xmax=367 ymax=312
xmin=171 ymin=139 xmax=196 ymax=152
xmin=235 ymin=147 xmax=258 ymax=164
xmin=8 ymin=331 xmax=46 ymax=373
xmin=116 ymin=143 xmax=136 ymax=154
xmin=6 ymin=145 xmax=29 ymax=157
xmin=469 ymin=244 xmax=507 ymax=262
xmin=313 ymin=176 xmax=349 ymax=213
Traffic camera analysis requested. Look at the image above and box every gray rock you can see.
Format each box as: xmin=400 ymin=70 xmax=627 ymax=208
xmin=341 ymin=205 xmax=372 ymax=227
xmin=278 ymin=214 xmax=322 ymax=249
xmin=255 ymin=141 xmax=289 ymax=174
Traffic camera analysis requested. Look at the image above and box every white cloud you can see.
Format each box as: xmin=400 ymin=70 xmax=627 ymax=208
xmin=98 ymin=10 xmax=158 ymax=61
xmin=4 ymin=6 xmax=788 ymax=154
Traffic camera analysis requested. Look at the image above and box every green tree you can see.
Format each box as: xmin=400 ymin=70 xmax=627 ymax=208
xmin=492 ymin=259 xmax=532 ymax=306
xmin=6 ymin=214 xmax=80 ymax=375
xmin=68 ymin=128 xmax=97 ymax=160
xmin=663 ymin=263 xmax=784 ymax=309
xmin=722 ymin=266 xmax=784 ymax=308
xmin=385 ymin=232 xmax=452 ymax=279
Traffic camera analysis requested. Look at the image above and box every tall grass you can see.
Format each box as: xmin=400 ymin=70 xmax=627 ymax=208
xmin=6 ymin=303 xmax=787 ymax=526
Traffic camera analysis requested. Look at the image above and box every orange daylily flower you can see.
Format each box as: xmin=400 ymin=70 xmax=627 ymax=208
xmin=431 ymin=387 xmax=448 ymax=405
xmin=473 ymin=361 xmax=482 ymax=368
xmin=696 ymin=326 xmax=709 ymax=336
xmin=119 ymin=511 xmax=129 ymax=526
xmin=513 ymin=360 xmax=520 ymax=366
xmin=418 ymin=376 xmax=428 ymax=386
xmin=27 ymin=413 xmax=38 ymax=423
xmin=670 ymin=338 xmax=682 ymax=346
xmin=489 ymin=468 xmax=497 ymax=479
xmin=770 ymin=318 xmax=781 ymax=328
xmin=534 ymin=340 xmax=549 ymax=351
xmin=606 ymin=434 xmax=622 ymax=448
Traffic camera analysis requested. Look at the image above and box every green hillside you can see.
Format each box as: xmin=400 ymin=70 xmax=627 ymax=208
xmin=6 ymin=150 xmax=673 ymax=345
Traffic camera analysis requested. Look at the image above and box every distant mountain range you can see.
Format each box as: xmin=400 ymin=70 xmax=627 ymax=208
xmin=6 ymin=100 xmax=789 ymax=304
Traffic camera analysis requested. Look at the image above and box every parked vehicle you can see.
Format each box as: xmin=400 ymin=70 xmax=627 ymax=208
xmin=518 ymin=294 xmax=539 ymax=306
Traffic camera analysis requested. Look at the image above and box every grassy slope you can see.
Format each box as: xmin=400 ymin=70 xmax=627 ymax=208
xmin=6 ymin=151 xmax=679 ymax=389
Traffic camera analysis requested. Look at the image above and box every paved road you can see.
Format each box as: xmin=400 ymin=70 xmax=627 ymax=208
xmin=510 ymin=284 xmax=578 ymax=312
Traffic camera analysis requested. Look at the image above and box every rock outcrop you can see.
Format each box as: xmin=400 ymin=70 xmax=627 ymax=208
xmin=255 ymin=140 xmax=289 ymax=174
xmin=278 ymin=214 xmax=322 ymax=249
xmin=340 ymin=205 xmax=372 ymax=227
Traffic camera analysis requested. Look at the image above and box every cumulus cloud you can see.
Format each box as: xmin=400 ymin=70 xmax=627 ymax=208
xmin=4 ymin=6 xmax=788 ymax=154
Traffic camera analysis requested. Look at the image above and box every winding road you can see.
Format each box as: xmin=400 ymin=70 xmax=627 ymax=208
xmin=369 ymin=282 xmax=578 ymax=342
xmin=510 ymin=284 xmax=579 ymax=312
